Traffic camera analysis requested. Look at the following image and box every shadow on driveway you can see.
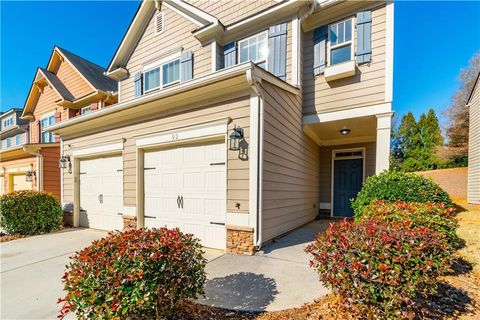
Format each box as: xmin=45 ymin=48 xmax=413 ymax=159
xmin=199 ymin=272 xmax=278 ymax=311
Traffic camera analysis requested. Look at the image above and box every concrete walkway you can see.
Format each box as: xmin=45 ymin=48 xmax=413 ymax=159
xmin=198 ymin=220 xmax=330 ymax=312
xmin=1 ymin=221 xmax=329 ymax=318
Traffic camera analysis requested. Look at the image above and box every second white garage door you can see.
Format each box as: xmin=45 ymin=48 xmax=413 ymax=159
xmin=79 ymin=155 xmax=124 ymax=231
xmin=13 ymin=174 xmax=32 ymax=191
xmin=144 ymin=141 xmax=226 ymax=249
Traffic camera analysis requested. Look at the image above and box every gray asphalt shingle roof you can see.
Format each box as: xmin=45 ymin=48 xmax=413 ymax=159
xmin=38 ymin=68 xmax=75 ymax=101
xmin=56 ymin=47 xmax=117 ymax=94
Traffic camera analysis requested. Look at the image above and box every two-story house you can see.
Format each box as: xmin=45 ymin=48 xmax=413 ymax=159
xmin=0 ymin=46 xmax=117 ymax=198
xmin=48 ymin=0 xmax=394 ymax=254
xmin=0 ymin=108 xmax=33 ymax=194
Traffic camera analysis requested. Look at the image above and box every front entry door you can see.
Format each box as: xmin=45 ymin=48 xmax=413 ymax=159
xmin=333 ymin=158 xmax=363 ymax=217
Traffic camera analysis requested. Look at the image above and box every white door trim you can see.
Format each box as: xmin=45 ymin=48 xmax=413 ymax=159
xmin=72 ymin=142 xmax=124 ymax=157
xmin=330 ymin=147 xmax=366 ymax=218
xmin=136 ymin=118 xmax=229 ymax=148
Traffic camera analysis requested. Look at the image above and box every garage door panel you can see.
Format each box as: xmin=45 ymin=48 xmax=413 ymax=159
xmin=79 ymin=155 xmax=123 ymax=231
xmin=144 ymin=141 xmax=226 ymax=249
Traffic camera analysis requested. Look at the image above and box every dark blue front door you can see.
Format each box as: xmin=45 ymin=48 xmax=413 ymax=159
xmin=333 ymin=158 xmax=363 ymax=217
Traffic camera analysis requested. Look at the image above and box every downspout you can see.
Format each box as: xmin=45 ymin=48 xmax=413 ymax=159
xmin=23 ymin=146 xmax=43 ymax=191
xmin=300 ymin=0 xmax=317 ymax=22
xmin=246 ymin=69 xmax=264 ymax=250
xmin=60 ymin=137 xmax=64 ymax=204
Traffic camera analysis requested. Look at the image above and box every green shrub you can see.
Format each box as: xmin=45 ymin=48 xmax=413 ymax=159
xmin=351 ymin=170 xmax=452 ymax=216
xmin=358 ymin=200 xmax=461 ymax=250
xmin=59 ymin=228 xmax=207 ymax=319
xmin=0 ymin=190 xmax=62 ymax=235
xmin=305 ymin=219 xmax=451 ymax=319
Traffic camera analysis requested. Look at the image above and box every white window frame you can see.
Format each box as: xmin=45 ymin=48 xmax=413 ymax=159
xmin=15 ymin=134 xmax=21 ymax=146
xmin=143 ymin=53 xmax=181 ymax=94
xmin=6 ymin=137 xmax=11 ymax=148
xmin=327 ymin=17 xmax=355 ymax=66
xmin=155 ymin=11 xmax=165 ymax=36
xmin=40 ymin=113 xmax=56 ymax=143
xmin=80 ymin=106 xmax=93 ymax=115
xmin=237 ymin=31 xmax=269 ymax=68
xmin=3 ymin=117 xmax=13 ymax=128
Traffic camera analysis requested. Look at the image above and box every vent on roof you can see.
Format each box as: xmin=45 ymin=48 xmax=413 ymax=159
xmin=155 ymin=12 xmax=165 ymax=35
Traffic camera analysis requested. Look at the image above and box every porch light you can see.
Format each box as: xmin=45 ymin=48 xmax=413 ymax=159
xmin=339 ymin=127 xmax=351 ymax=135
xmin=59 ymin=155 xmax=72 ymax=174
xmin=229 ymin=126 xmax=244 ymax=151
xmin=25 ymin=170 xmax=36 ymax=182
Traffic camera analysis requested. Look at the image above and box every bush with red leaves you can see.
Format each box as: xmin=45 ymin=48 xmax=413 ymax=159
xmin=358 ymin=200 xmax=460 ymax=250
xmin=305 ymin=218 xmax=452 ymax=319
xmin=58 ymin=228 xmax=207 ymax=319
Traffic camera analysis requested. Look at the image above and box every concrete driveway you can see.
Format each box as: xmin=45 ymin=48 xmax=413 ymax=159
xmin=198 ymin=220 xmax=330 ymax=312
xmin=1 ymin=221 xmax=328 ymax=318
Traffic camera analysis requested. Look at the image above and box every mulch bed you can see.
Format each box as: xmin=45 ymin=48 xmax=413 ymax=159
xmin=0 ymin=232 xmax=28 ymax=243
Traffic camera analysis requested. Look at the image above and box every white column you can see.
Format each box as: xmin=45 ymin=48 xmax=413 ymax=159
xmin=375 ymin=112 xmax=393 ymax=174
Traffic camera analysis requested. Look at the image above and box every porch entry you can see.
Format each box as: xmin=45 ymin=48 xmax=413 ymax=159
xmin=332 ymin=149 xmax=364 ymax=217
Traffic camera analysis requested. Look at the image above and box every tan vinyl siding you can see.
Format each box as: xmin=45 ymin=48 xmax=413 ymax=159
xmin=468 ymin=80 xmax=480 ymax=204
xmin=0 ymin=132 xmax=27 ymax=149
xmin=261 ymin=81 xmax=320 ymax=242
xmin=62 ymin=96 xmax=250 ymax=212
xmin=54 ymin=60 xmax=93 ymax=100
xmin=186 ymin=0 xmax=277 ymax=26
xmin=120 ymin=6 xmax=211 ymax=102
xmin=318 ymin=142 xmax=376 ymax=204
xmin=303 ymin=4 xmax=386 ymax=115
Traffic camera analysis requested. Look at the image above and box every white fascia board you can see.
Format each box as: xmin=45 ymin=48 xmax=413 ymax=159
xmin=384 ymin=0 xmax=394 ymax=103
xmin=136 ymin=118 xmax=228 ymax=147
xmin=303 ymin=102 xmax=392 ymax=124
xmin=72 ymin=142 xmax=124 ymax=157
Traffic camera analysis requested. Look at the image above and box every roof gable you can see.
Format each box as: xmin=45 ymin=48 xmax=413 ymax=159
xmin=106 ymin=0 xmax=218 ymax=77
xmin=22 ymin=47 xmax=117 ymax=119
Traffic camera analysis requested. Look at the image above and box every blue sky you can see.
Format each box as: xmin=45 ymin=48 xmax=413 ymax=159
xmin=1 ymin=1 xmax=479 ymax=128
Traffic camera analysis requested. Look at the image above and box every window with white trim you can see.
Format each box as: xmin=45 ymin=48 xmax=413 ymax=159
xmin=6 ymin=137 xmax=12 ymax=148
xmin=3 ymin=117 xmax=13 ymax=128
xmin=328 ymin=18 xmax=354 ymax=65
xmin=144 ymin=57 xmax=180 ymax=93
xmin=15 ymin=134 xmax=21 ymax=146
xmin=81 ymin=106 xmax=93 ymax=115
xmin=155 ymin=11 xmax=165 ymax=35
xmin=41 ymin=114 xmax=55 ymax=143
xmin=238 ymin=31 xmax=268 ymax=68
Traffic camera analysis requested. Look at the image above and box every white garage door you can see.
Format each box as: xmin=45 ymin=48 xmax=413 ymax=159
xmin=79 ymin=155 xmax=124 ymax=231
xmin=13 ymin=174 xmax=31 ymax=191
xmin=144 ymin=141 xmax=226 ymax=249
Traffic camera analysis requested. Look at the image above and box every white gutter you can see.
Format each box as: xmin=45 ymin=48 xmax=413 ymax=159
xmin=246 ymin=69 xmax=265 ymax=249
xmin=47 ymin=62 xmax=299 ymax=133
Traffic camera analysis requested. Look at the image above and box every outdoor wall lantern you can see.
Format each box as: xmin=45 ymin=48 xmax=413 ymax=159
xmin=339 ymin=127 xmax=351 ymax=135
xmin=229 ymin=126 xmax=244 ymax=151
xmin=25 ymin=170 xmax=36 ymax=182
xmin=59 ymin=155 xmax=72 ymax=174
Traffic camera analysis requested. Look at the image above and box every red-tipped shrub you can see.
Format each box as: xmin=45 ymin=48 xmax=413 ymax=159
xmin=305 ymin=219 xmax=451 ymax=318
xmin=358 ymin=200 xmax=460 ymax=250
xmin=59 ymin=228 xmax=207 ymax=319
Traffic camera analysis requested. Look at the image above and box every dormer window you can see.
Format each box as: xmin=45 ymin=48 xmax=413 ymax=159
xmin=155 ymin=11 xmax=165 ymax=35
xmin=328 ymin=18 xmax=354 ymax=66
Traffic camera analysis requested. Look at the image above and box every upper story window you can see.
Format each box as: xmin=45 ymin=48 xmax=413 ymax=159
xmin=238 ymin=32 xmax=268 ymax=68
xmin=41 ymin=114 xmax=55 ymax=143
xmin=81 ymin=106 xmax=93 ymax=115
xmin=328 ymin=18 xmax=354 ymax=66
xmin=6 ymin=137 xmax=12 ymax=148
xmin=15 ymin=134 xmax=21 ymax=146
xmin=3 ymin=117 xmax=14 ymax=128
xmin=144 ymin=56 xmax=180 ymax=93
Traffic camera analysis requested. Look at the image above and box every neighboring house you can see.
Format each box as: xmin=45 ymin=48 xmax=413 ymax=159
xmin=467 ymin=72 xmax=480 ymax=204
xmin=48 ymin=0 xmax=394 ymax=254
xmin=0 ymin=109 xmax=32 ymax=194
xmin=0 ymin=46 xmax=117 ymax=198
